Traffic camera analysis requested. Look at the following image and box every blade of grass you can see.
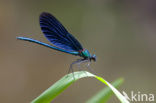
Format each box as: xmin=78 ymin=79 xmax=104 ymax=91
xmin=95 ymin=76 xmax=129 ymax=103
xmin=31 ymin=71 xmax=129 ymax=103
xmin=31 ymin=71 xmax=94 ymax=103
xmin=86 ymin=78 xmax=124 ymax=103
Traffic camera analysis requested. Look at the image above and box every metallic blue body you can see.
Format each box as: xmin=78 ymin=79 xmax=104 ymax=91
xmin=17 ymin=37 xmax=79 ymax=55
xmin=17 ymin=12 xmax=96 ymax=61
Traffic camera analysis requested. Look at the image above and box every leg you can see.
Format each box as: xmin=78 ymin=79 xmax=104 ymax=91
xmin=68 ymin=59 xmax=83 ymax=74
xmin=86 ymin=61 xmax=96 ymax=75
xmin=76 ymin=59 xmax=90 ymax=76
xmin=68 ymin=59 xmax=90 ymax=73
xmin=68 ymin=59 xmax=84 ymax=80
xmin=68 ymin=59 xmax=89 ymax=80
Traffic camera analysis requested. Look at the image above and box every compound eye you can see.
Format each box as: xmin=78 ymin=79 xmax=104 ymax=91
xmin=92 ymin=54 xmax=96 ymax=61
xmin=93 ymin=54 xmax=96 ymax=58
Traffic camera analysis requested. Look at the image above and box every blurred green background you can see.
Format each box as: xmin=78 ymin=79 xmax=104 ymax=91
xmin=0 ymin=0 xmax=156 ymax=103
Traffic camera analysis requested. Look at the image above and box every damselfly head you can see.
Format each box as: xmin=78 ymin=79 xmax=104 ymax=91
xmin=90 ymin=54 xmax=96 ymax=62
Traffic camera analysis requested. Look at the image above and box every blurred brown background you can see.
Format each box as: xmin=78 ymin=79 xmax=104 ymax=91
xmin=0 ymin=0 xmax=156 ymax=103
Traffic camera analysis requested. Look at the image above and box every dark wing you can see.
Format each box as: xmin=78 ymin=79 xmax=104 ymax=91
xmin=39 ymin=12 xmax=83 ymax=51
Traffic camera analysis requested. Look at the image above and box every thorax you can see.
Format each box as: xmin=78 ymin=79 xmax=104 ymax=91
xmin=79 ymin=49 xmax=91 ymax=58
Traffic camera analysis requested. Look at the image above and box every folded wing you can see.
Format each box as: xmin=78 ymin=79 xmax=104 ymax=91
xmin=40 ymin=12 xmax=83 ymax=52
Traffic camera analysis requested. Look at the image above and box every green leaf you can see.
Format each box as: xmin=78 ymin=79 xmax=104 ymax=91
xmin=31 ymin=71 xmax=129 ymax=103
xmin=86 ymin=78 xmax=124 ymax=103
